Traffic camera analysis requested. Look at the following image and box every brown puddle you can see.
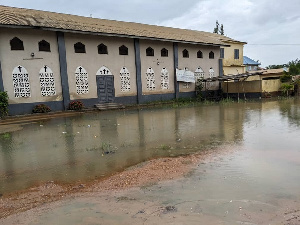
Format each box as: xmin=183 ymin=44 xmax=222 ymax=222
xmin=1 ymin=99 xmax=300 ymax=224
xmin=0 ymin=148 xmax=221 ymax=219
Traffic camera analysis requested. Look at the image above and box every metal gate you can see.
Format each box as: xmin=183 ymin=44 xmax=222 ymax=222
xmin=96 ymin=75 xmax=115 ymax=103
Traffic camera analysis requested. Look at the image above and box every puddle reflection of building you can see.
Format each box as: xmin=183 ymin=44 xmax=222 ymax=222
xmin=0 ymin=134 xmax=15 ymax=186
xmin=99 ymin=114 xmax=118 ymax=171
xmin=63 ymin=117 xmax=77 ymax=169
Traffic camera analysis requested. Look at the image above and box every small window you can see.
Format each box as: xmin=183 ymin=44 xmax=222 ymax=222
xmin=220 ymin=48 xmax=224 ymax=59
xmin=197 ymin=50 xmax=203 ymax=58
xmin=146 ymin=47 xmax=154 ymax=56
xmin=119 ymin=45 xmax=128 ymax=55
xmin=161 ymin=48 xmax=168 ymax=57
xmin=74 ymin=42 xmax=86 ymax=53
xmin=183 ymin=49 xmax=189 ymax=58
xmin=98 ymin=43 xmax=108 ymax=54
xmin=209 ymin=51 xmax=214 ymax=59
xmin=234 ymin=49 xmax=239 ymax=59
xmin=10 ymin=37 xmax=24 ymax=50
xmin=39 ymin=40 xmax=51 ymax=52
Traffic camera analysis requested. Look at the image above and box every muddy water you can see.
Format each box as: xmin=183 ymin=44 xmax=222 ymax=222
xmin=0 ymin=102 xmax=242 ymax=194
xmin=1 ymin=98 xmax=300 ymax=202
xmin=1 ymin=99 xmax=300 ymax=224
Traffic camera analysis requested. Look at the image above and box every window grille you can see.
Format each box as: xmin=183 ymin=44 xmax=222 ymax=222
xmin=75 ymin=66 xmax=89 ymax=94
xmin=39 ymin=66 xmax=56 ymax=96
xmin=12 ymin=65 xmax=31 ymax=97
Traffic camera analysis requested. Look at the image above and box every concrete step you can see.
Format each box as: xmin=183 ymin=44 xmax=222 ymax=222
xmin=94 ymin=103 xmax=125 ymax=111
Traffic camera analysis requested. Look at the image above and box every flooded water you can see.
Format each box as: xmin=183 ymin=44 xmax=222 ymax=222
xmin=0 ymin=102 xmax=243 ymax=194
xmin=1 ymin=98 xmax=300 ymax=224
xmin=1 ymin=99 xmax=300 ymax=198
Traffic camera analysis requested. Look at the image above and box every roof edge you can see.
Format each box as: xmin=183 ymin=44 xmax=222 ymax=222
xmin=0 ymin=24 xmax=230 ymax=47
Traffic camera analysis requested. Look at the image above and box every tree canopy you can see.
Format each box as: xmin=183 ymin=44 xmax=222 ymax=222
xmin=213 ymin=20 xmax=224 ymax=35
xmin=266 ymin=58 xmax=300 ymax=75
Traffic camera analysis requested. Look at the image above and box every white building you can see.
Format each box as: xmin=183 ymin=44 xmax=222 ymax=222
xmin=0 ymin=5 xmax=230 ymax=115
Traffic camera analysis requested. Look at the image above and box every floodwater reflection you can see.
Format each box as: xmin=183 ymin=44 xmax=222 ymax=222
xmin=1 ymin=99 xmax=300 ymax=195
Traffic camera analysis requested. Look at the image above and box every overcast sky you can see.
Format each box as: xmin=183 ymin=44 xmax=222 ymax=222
xmin=1 ymin=0 xmax=299 ymax=67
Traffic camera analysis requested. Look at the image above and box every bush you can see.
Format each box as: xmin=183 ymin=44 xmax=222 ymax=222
xmin=280 ymin=74 xmax=292 ymax=83
xmin=280 ymin=83 xmax=294 ymax=97
xmin=68 ymin=100 xmax=83 ymax=110
xmin=0 ymin=91 xmax=9 ymax=118
xmin=32 ymin=104 xmax=51 ymax=113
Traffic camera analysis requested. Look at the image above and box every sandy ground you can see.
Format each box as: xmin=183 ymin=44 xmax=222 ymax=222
xmin=0 ymin=151 xmax=212 ymax=220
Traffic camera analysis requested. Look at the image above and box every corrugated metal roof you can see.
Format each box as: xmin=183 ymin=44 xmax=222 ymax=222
xmin=243 ymin=56 xmax=260 ymax=65
xmin=0 ymin=5 xmax=234 ymax=46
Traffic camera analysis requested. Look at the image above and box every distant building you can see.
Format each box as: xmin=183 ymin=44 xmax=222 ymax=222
xmin=218 ymin=36 xmax=247 ymax=75
xmin=223 ymin=68 xmax=286 ymax=98
xmin=243 ymin=56 xmax=261 ymax=72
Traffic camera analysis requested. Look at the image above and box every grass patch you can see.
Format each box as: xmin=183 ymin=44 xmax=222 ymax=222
xmin=1 ymin=132 xmax=11 ymax=139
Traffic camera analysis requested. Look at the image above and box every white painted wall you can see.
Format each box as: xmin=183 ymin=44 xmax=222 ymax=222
xmin=0 ymin=28 xmax=62 ymax=104
xmin=64 ymin=33 xmax=137 ymax=100
xmin=178 ymin=43 xmax=220 ymax=92
xmin=139 ymin=40 xmax=174 ymax=95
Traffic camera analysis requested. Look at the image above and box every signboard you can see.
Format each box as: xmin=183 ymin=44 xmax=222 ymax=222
xmin=176 ymin=69 xmax=195 ymax=83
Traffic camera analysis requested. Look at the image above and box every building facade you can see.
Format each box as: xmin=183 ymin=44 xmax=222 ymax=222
xmin=0 ymin=5 xmax=228 ymax=115
xmin=221 ymin=39 xmax=247 ymax=75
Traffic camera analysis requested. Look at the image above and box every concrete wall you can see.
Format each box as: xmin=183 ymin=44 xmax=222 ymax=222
xmin=178 ymin=43 xmax=220 ymax=92
xmin=222 ymin=80 xmax=261 ymax=93
xmin=223 ymin=42 xmax=245 ymax=75
xmin=139 ymin=40 xmax=174 ymax=95
xmin=0 ymin=28 xmax=62 ymax=104
xmin=262 ymin=79 xmax=281 ymax=93
xmin=64 ymin=33 xmax=137 ymax=100
xmin=223 ymin=66 xmax=245 ymax=75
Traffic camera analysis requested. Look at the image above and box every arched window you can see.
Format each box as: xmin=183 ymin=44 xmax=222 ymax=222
xmin=209 ymin=51 xmax=214 ymax=59
xmin=39 ymin=66 xmax=56 ymax=96
xmin=195 ymin=67 xmax=205 ymax=85
xmin=96 ymin=66 xmax=112 ymax=75
xmin=75 ymin=66 xmax=89 ymax=94
xmin=209 ymin=67 xmax=215 ymax=78
xmin=183 ymin=49 xmax=189 ymax=58
xmin=98 ymin=43 xmax=108 ymax=54
xmin=120 ymin=67 xmax=131 ymax=92
xmin=38 ymin=40 xmax=51 ymax=52
xmin=12 ymin=65 xmax=31 ymax=97
xmin=161 ymin=48 xmax=168 ymax=57
xmin=119 ymin=45 xmax=128 ymax=55
xmin=10 ymin=37 xmax=24 ymax=50
xmin=146 ymin=47 xmax=154 ymax=56
xmin=74 ymin=42 xmax=86 ymax=53
xmin=146 ymin=68 xmax=155 ymax=90
xmin=161 ymin=68 xmax=169 ymax=90
xmin=197 ymin=50 xmax=203 ymax=58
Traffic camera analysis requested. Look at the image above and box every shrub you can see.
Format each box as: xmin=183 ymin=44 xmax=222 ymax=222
xmin=32 ymin=104 xmax=51 ymax=113
xmin=280 ymin=83 xmax=294 ymax=97
xmin=280 ymin=74 xmax=292 ymax=83
xmin=68 ymin=100 xmax=83 ymax=110
xmin=0 ymin=91 xmax=9 ymax=118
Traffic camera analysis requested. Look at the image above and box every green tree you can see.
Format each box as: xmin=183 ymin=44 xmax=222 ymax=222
xmin=280 ymin=83 xmax=294 ymax=97
xmin=213 ymin=20 xmax=219 ymax=34
xmin=220 ymin=24 xmax=224 ymax=35
xmin=288 ymin=59 xmax=300 ymax=75
xmin=213 ymin=20 xmax=224 ymax=35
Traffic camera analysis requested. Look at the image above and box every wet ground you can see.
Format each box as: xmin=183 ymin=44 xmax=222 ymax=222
xmin=1 ymin=98 xmax=300 ymax=224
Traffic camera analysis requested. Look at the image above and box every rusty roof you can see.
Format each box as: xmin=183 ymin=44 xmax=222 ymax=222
xmin=0 ymin=5 xmax=234 ymax=46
